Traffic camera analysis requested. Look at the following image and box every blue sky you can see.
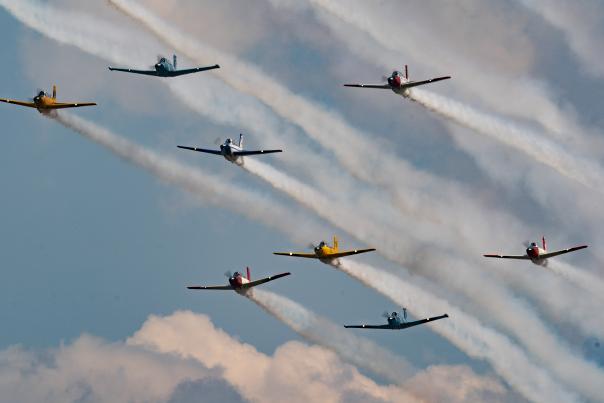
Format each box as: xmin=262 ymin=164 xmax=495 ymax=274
xmin=0 ymin=1 xmax=603 ymax=402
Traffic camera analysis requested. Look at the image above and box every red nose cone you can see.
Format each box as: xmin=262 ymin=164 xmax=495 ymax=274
xmin=527 ymin=246 xmax=539 ymax=258
xmin=393 ymin=75 xmax=401 ymax=87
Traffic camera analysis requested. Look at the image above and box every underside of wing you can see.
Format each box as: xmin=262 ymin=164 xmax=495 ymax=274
xmin=539 ymin=245 xmax=588 ymax=259
xmin=233 ymin=149 xmax=282 ymax=156
xmin=343 ymin=83 xmax=391 ymax=89
xmin=47 ymin=102 xmax=97 ymax=109
xmin=483 ymin=254 xmax=530 ymax=260
xmin=169 ymin=64 xmax=220 ymax=76
xmin=327 ymin=248 xmax=376 ymax=259
xmin=187 ymin=285 xmax=233 ymax=290
xmin=400 ymin=76 xmax=451 ymax=89
xmin=108 ymin=67 xmax=160 ymax=76
xmin=344 ymin=324 xmax=391 ymax=329
xmin=177 ymin=145 xmax=222 ymax=155
xmin=399 ymin=314 xmax=449 ymax=329
xmin=0 ymin=98 xmax=37 ymax=108
xmin=240 ymin=272 xmax=291 ymax=289
xmin=273 ymin=252 xmax=319 ymax=259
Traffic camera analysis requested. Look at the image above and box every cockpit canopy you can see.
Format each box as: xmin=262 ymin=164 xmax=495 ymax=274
xmin=226 ymin=138 xmax=233 ymax=144
xmin=392 ymin=71 xmax=399 ymax=77
xmin=37 ymin=91 xmax=45 ymax=97
xmin=530 ymin=242 xmax=537 ymax=247
xmin=232 ymin=271 xmax=240 ymax=277
xmin=159 ymin=57 xmax=166 ymax=63
xmin=318 ymin=241 xmax=325 ymax=248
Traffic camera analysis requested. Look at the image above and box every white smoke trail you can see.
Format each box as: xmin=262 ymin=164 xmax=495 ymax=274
xmin=248 ymin=289 xmax=418 ymax=385
xmin=242 ymin=159 xmax=604 ymax=402
xmin=410 ymin=89 xmax=604 ymax=192
xmin=333 ymin=260 xmax=579 ymax=403
xmin=548 ymin=261 xmax=604 ymax=303
xmin=50 ymin=112 xmax=327 ymax=243
xmin=7 ymin=2 xmax=600 ymax=400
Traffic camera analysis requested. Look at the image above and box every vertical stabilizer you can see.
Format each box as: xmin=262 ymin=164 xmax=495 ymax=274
xmin=52 ymin=85 xmax=57 ymax=99
xmin=239 ymin=133 xmax=244 ymax=148
xmin=542 ymin=236 xmax=547 ymax=251
xmin=173 ymin=54 xmax=177 ymax=69
xmin=333 ymin=235 xmax=339 ymax=251
xmin=246 ymin=266 xmax=251 ymax=281
xmin=404 ymin=65 xmax=408 ymax=80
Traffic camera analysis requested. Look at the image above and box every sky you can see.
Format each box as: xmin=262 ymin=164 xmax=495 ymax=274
xmin=0 ymin=1 xmax=602 ymax=402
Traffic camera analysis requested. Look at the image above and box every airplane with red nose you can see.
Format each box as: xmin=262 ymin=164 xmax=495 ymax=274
xmin=343 ymin=65 xmax=451 ymax=98
xmin=187 ymin=267 xmax=290 ymax=296
xmin=483 ymin=237 xmax=588 ymax=266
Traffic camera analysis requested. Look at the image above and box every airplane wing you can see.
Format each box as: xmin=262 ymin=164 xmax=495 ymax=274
xmin=167 ymin=64 xmax=221 ymax=77
xmin=108 ymin=67 xmax=161 ymax=76
xmin=187 ymin=285 xmax=233 ymax=290
xmin=400 ymin=76 xmax=451 ymax=89
xmin=233 ymin=150 xmax=282 ymax=156
xmin=539 ymin=245 xmax=588 ymax=259
xmin=325 ymin=248 xmax=377 ymax=259
xmin=483 ymin=254 xmax=530 ymax=260
xmin=46 ymin=102 xmax=97 ymax=109
xmin=0 ymin=98 xmax=38 ymax=108
xmin=343 ymin=84 xmax=391 ymax=89
xmin=177 ymin=145 xmax=222 ymax=155
xmin=240 ymin=272 xmax=291 ymax=289
xmin=398 ymin=314 xmax=449 ymax=329
xmin=273 ymin=252 xmax=320 ymax=259
xmin=344 ymin=324 xmax=392 ymax=329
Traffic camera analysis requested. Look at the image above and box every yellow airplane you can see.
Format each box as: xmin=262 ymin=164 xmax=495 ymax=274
xmin=0 ymin=85 xmax=96 ymax=114
xmin=274 ymin=235 xmax=376 ymax=264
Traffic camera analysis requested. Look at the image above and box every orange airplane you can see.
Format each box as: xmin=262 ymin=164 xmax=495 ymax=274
xmin=0 ymin=85 xmax=96 ymax=114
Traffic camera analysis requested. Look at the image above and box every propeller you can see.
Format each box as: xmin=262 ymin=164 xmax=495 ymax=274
xmin=382 ymin=311 xmax=390 ymax=319
xmin=381 ymin=75 xmax=389 ymax=82
xmin=308 ymin=242 xmax=318 ymax=250
xmin=224 ymin=270 xmax=233 ymax=279
xmin=522 ymin=240 xmax=532 ymax=248
xmin=213 ymin=137 xmax=223 ymax=146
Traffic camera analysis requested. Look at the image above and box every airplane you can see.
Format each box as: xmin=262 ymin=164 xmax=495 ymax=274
xmin=0 ymin=85 xmax=96 ymax=114
xmin=108 ymin=54 xmax=219 ymax=77
xmin=177 ymin=133 xmax=282 ymax=165
xmin=483 ymin=236 xmax=588 ymax=266
xmin=187 ymin=267 xmax=290 ymax=296
xmin=344 ymin=308 xmax=449 ymax=330
xmin=343 ymin=65 xmax=451 ymax=98
xmin=273 ymin=235 xmax=376 ymax=265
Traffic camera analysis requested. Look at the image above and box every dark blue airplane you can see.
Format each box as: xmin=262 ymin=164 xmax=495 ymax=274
xmin=344 ymin=308 xmax=448 ymax=330
xmin=108 ymin=54 xmax=219 ymax=77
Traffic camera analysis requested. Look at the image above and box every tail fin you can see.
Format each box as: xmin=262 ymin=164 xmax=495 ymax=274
xmin=404 ymin=65 xmax=408 ymax=80
xmin=173 ymin=54 xmax=177 ymax=69
xmin=333 ymin=235 xmax=338 ymax=251
xmin=542 ymin=236 xmax=547 ymax=250
xmin=52 ymin=85 xmax=57 ymax=99
xmin=246 ymin=266 xmax=251 ymax=281
xmin=239 ymin=133 xmax=244 ymax=148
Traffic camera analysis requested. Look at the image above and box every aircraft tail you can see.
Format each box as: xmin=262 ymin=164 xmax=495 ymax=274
xmin=239 ymin=133 xmax=244 ymax=148
xmin=246 ymin=266 xmax=251 ymax=281
xmin=173 ymin=54 xmax=177 ymax=69
xmin=542 ymin=236 xmax=547 ymax=251
xmin=404 ymin=65 xmax=408 ymax=80
xmin=333 ymin=235 xmax=338 ymax=251
xmin=52 ymin=85 xmax=57 ymax=99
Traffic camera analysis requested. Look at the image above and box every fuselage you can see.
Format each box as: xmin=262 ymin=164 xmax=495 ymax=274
xmin=314 ymin=241 xmax=339 ymax=264
xmin=32 ymin=92 xmax=56 ymax=114
xmin=387 ymin=71 xmax=411 ymax=97
xmin=526 ymin=242 xmax=548 ymax=266
xmin=220 ymin=138 xmax=244 ymax=164
xmin=154 ymin=58 xmax=176 ymax=77
xmin=228 ymin=272 xmax=251 ymax=295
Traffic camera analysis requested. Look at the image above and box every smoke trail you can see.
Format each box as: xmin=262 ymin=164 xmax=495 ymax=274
xmin=548 ymin=261 xmax=604 ymax=303
xmin=50 ymin=112 xmax=328 ymax=243
xmin=332 ymin=260 xmax=578 ymax=403
xmin=8 ymin=2 xmax=600 ymax=400
xmin=248 ymin=289 xmax=418 ymax=386
xmin=410 ymin=89 xmax=604 ymax=192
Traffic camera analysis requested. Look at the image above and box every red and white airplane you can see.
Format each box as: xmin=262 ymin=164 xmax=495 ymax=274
xmin=484 ymin=237 xmax=588 ymax=266
xmin=344 ymin=65 xmax=451 ymax=98
xmin=187 ymin=267 xmax=290 ymax=296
